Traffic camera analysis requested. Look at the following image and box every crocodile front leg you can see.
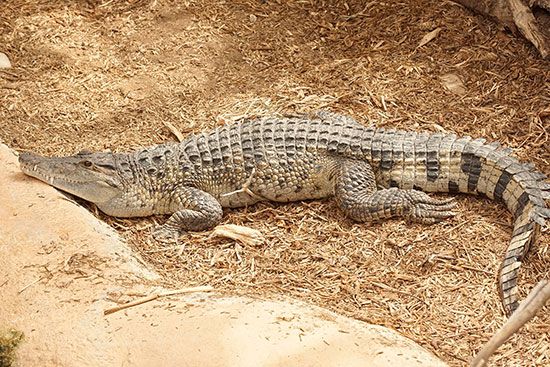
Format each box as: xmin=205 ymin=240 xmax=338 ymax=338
xmin=334 ymin=159 xmax=456 ymax=223
xmin=153 ymin=186 xmax=223 ymax=242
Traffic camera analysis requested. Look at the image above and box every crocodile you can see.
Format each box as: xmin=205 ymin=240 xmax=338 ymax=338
xmin=19 ymin=111 xmax=549 ymax=316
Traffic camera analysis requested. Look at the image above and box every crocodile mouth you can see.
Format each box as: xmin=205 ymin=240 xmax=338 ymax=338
xmin=19 ymin=153 xmax=54 ymax=183
xmin=18 ymin=151 xmax=122 ymax=202
xmin=19 ymin=152 xmax=85 ymax=186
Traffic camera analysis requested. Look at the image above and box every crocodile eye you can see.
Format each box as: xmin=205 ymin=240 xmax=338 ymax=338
xmin=82 ymin=160 xmax=93 ymax=167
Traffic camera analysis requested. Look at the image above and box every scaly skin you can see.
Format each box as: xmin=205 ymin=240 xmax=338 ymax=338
xmin=19 ymin=111 xmax=550 ymax=316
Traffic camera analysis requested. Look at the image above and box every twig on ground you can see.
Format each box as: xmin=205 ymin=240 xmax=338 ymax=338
xmin=103 ymin=285 xmax=214 ymax=315
xmin=471 ymin=279 xmax=550 ymax=367
xmin=163 ymin=121 xmax=185 ymax=142
xmin=18 ymin=277 xmax=44 ymax=294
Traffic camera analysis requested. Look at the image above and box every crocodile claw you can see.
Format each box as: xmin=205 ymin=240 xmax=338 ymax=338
xmin=406 ymin=191 xmax=457 ymax=224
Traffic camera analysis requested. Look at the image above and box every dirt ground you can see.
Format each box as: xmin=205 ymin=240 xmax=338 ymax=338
xmin=0 ymin=0 xmax=548 ymax=366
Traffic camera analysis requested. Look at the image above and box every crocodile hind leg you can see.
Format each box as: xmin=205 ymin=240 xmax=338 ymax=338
xmin=153 ymin=186 xmax=223 ymax=242
xmin=334 ymin=160 xmax=456 ymax=223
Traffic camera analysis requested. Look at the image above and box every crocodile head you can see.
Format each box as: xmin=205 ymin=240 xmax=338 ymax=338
xmin=19 ymin=151 xmax=124 ymax=204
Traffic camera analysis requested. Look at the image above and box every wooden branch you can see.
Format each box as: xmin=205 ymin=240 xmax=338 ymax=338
xmin=531 ymin=0 xmax=550 ymax=11
xmin=509 ymin=0 xmax=550 ymax=58
xmin=470 ymin=279 xmax=550 ymax=367
xmin=453 ymin=0 xmax=515 ymax=29
xmin=103 ymin=285 xmax=214 ymax=315
xmin=452 ymin=0 xmax=550 ymax=59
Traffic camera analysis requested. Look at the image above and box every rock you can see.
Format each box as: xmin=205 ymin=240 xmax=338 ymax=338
xmin=0 ymin=144 xmax=447 ymax=367
xmin=0 ymin=52 xmax=11 ymax=68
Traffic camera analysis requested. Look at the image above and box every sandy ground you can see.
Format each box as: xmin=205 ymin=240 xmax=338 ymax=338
xmin=0 ymin=0 xmax=548 ymax=366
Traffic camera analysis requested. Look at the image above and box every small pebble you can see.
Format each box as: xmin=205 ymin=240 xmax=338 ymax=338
xmin=0 ymin=52 xmax=11 ymax=68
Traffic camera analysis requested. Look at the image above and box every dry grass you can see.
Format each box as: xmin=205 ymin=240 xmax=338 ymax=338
xmin=0 ymin=0 xmax=549 ymax=366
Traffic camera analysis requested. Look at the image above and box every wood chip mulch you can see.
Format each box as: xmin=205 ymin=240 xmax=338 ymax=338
xmin=0 ymin=1 xmax=548 ymax=366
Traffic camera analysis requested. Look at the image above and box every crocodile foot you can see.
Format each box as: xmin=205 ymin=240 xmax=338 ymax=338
xmin=406 ymin=191 xmax=457 ymax=224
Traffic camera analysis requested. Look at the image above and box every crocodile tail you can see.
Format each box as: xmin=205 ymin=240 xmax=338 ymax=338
xmin=500 ymin=208 xmax=548 ymax=314
xmin=386 ymin=133 xmax=549 ymax=316
xmin=462 ymin=140 xmax=550 ymax=315
xmin=355 ymin=125 xmax=548 ymax=315
xmin=495 ymin=163 xmax=550 ymax=315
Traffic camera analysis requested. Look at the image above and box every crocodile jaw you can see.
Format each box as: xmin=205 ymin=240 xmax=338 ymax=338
xmin=19 ymin=151 xmax=123 ymax=204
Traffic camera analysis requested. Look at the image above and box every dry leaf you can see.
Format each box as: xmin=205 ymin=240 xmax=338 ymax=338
xmin=417 ymin=27 xmax=442 ymax=48
xmin=209 ymin=224 xmax=265 ymax=246
xmin=439 ymin=73 xmax=466 ymax=95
